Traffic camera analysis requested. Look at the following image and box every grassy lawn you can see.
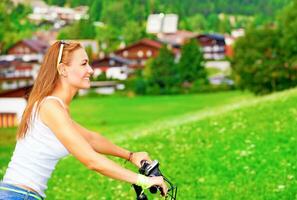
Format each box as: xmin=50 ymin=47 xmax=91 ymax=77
xmin=70 ymin=91 xmax=251 ymax=137
xmin=1 ymin=89 xmax=297 ymax=199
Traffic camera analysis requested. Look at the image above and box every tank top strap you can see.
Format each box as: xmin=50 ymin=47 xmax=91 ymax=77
xmin=43 ymin=96 xmax=66 ymax=110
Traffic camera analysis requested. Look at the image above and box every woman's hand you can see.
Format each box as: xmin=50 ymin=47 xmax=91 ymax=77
xmin=146 ymin=176 xmax=168 ymax=197
xmin=130 ymin=152 xmax=152 ymax=168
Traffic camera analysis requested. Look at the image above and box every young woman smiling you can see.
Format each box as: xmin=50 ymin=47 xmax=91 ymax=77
xmin=0 ymin=41 xmax=167 ymax=200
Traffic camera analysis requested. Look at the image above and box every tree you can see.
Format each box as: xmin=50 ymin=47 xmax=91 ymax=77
xmin=0 ymin=1 xmax=36 ymax=52
xmin=122 ymin=21 xmax=145 ymax=45
xmin=100 ymin=1 xmax=128 ymax=28
xmin=278 ymin=0 xmax=297 ymax=68
xmin=89 ymin=0 xmax=102 ymax=22
xmin=58 ymin=19 xmax=96 ymax=40
xmin=95 ymin=25 xmax=119 ymax=53
xmin=232 ymin=26 xmax=293 ymax=95
xmin=180 ymin=14 xmax=207 ymax=32
xmin=147 ymin=46 xmax=178 ymax=94
xmin=178 ymin=39 xmax=208 ymax=86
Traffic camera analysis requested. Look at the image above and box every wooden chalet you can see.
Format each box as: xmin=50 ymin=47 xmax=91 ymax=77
xmin=0 ymin=85 xmax=32 ymax=99
xmin=196 ymin=34 xmax=226 ymax=60
xmin=0 ymin=85 xmax=31 ymax=127
xmin=8 ymin=39 xmax=49 ymax=55
xmin=92 ymin=55 xmax=132 ymax=72
xmin=157 ymin=30 xmax=198 ymax=47
xmin=113 ymin=38 xmax=179 ymax=69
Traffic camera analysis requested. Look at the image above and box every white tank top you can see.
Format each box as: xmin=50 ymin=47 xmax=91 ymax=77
xmin=2 ymin=96 xmax=70 ymax=198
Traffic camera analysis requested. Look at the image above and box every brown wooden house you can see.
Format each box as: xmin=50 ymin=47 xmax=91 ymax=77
xmin=0 ymin=85 xmax=31 ymax=127
xmin=157 ymin=30 xmax=198 ymax=47
xmin=8 ymin=39 xmax=49 ymax=55
xmin=92 ymin=56 xmax=132 ymax=72
xmin=196 ymin=34 xmax=226 ymax=60
xmin=113 ymin=38 xmax=179 ymax=69
xmin=0 ymin=84 xmax=32 ymax=99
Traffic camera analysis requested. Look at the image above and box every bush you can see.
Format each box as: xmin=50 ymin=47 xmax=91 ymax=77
xmin=134 ymin=77 xmax=147 ymax=95
xmin=94 ymin=73 xmax=109 ymax=81
xmin=232 ymin=26 xmax=296 ymax=95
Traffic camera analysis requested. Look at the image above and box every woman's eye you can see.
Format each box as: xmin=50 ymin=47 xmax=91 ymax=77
xmin=82 ymin=63 xmax=87 ymax=66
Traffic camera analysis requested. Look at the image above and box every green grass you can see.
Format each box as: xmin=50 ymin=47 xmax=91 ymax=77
xmin=1 ymin=89 xmax=297 ymax=199
xmin=70 ymin=91 xmax=250 ymax=137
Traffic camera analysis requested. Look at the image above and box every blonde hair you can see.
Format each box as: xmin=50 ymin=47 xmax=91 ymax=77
xmin=16 ymin=41 xmax=82 ymax=139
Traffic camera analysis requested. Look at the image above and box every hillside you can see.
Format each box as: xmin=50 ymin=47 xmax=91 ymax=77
xmin=44 ymin=88 xmax=297 ymax=199
xmin=44 ymin=0 xmax=291 ymax=32
xmin=43 ymin=0 xmax=290 ymax=17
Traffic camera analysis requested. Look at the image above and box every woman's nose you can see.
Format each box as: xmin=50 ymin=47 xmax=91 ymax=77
xmin=87 ymin=64 xmax=94 ymax=75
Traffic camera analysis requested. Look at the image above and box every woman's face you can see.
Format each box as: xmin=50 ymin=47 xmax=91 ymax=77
xmin=65 ymin=48 xmax=94 ymax=89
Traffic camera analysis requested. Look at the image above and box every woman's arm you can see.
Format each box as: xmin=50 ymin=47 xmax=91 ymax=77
xmin=39 ymin=99 xmax=167 ymax=195
xmin=39 ymin=99 xmax=137 ymax=183
xmin=72 ymin=121 xmax=151 ymax=167
xmin=72 ymin=121 xmax=130 ymax=160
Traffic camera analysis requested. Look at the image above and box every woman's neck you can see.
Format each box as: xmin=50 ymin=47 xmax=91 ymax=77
xmin=51 ymin=82 xmax=77 ymax=106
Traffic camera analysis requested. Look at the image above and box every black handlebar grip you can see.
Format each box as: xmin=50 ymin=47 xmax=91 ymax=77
xmin=140 ymin=160 xmax=147 ymax=166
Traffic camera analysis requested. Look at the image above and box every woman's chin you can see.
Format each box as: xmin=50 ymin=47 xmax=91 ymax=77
xmin=81 ymin=85 xmax=91 ymax=89
xmin=79 ymin=82 xmax=91 ymax=89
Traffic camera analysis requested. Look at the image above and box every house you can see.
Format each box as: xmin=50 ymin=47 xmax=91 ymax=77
xmin=0 ymin=39 xmax=46 ymax=91
xmin=92 ymin=56 xmax=132 ymax=80
xmin=224 ymin=28 xmax=245 ymax=58
xmin=8 ymin=39 xmax=49 ymax=55
xmin=196 ymin=34 xmax=226 ymax=60
xmin=0 ymin=85 xmax=31 ymax=127
xmin=113 ymin=38 xmax=179 ymax=69
xmin=156 ymin=30 xmax=227 ymax=60
xmin=224 ymin=35 xmax=235 ymax=58
xmin=0 ymin=60 xmax=38 ymax=90
xmin=27 ymin=0 xmax=88 ymax=28
xmin=157 ymin=30 xmax=198 ymax=47
xmin=0 ymin=85 xmax=32 ymax=99
xmin=92 ymin=38 xmax=180 ymax=80
xmin=0 ymin=76 xmax=34 ymax=91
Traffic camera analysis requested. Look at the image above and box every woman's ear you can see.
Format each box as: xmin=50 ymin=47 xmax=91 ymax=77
xmin=57 ymin=63 xmax=67 ymax=77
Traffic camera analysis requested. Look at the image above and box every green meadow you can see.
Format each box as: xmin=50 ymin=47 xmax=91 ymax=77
xmin=0 ymin=90 xmax=296 ymax=199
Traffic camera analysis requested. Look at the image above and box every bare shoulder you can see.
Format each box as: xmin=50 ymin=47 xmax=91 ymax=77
xmin=39 ymin=98 xmax=70 ymax=127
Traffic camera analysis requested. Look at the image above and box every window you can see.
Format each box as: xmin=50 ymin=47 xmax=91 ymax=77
xmin=146 ymin=50 xmax=152 ymax=57
xmin=123 ymin=51 xmax=128 ymax=57
xmin=137 ymin=50 xmax=144 ymax=58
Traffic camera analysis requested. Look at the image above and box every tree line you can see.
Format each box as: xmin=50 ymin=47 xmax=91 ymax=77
xmin=232 ymin=0 xmax=297 ymax=95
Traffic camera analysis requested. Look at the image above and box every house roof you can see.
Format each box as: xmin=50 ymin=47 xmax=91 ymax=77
xmin=9 ymin=39 xmax=49 ymax=54
xmin=0 ymin=61 xmax=10 ymax=68
xmin=197 ymin=34 xmax=225 ymax=45
xmin=158 ymin=30 xmax=198 ymax=46
xmin=114 ymin=38 xmax=163 ymax=54
xmin=92 ymin=55 xmax=132 ymax=67
xmin=23 ymin=39 xmax=49 ymax=54
xmin=198 ymin=34 xmax=225 ymax=40
xmin=115 ymin=38 xmax=180 ymax=55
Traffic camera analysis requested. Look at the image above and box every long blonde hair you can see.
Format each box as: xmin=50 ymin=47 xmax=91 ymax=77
xmin=17 ymin=41 xmax=82 ymax=139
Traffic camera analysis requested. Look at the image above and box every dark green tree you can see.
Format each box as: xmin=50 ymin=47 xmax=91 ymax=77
xmin=89 ymin=0 xmax=102 ymax=22
xmin=0 ymin=1 xmax=36 ymax=52
xmin=278 ymin=0 xmax=297 ymax=68
xmin=232 ymin=26 xmax=294 ymax=95
xmin=148 ymin=46 xmax=178 ymax=94
xmin=100 ymin=1 xmax=128 ymax=28
xmin=58 ymin=19 xmax=96 ymax=39
xmin=178 ymin=39 xmax=208 ymax=86
xmin=122 ymin=21 xmax=146 ymax=45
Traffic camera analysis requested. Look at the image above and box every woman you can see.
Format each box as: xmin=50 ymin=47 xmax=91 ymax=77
xmin=0 ymin=41 xmax=167 ymax=200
